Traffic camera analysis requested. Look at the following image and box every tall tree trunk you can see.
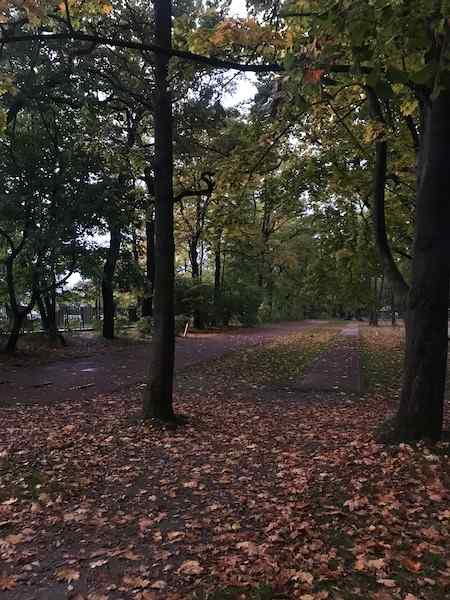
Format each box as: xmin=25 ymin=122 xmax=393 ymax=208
xmin=142 ymin=212 xmax=155 ymax=317
xmin=213 ymin=231 xmax=222 ymax=325
xmin=143 ymin=0 xmax=176 ymax=422
xmin=102 ymin=224 xmax=121 ymax=339
xmin=3 ymin=255 xmax=27 ymax=353
xmin=367 ymin=88 xmax=409 ymax=302
xmin=189 ymin=237 xmax=203 ymax=329
xmin=395 ymin=90 xmax=450 ymax=442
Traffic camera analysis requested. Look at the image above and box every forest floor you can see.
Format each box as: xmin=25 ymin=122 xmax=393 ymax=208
xmin=0 ymin=323 xmax=449 ymax=600
xmin=0 ymin=321 xmax=329 ymax=407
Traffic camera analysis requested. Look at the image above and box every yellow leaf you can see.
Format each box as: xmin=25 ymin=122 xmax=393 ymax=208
xmin=400 ymin=98 xmax=419 ymax=117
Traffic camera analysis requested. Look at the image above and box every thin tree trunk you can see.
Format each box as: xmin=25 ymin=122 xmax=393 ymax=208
xmin=189 ymin=237 xmax=203 ymax=329
xmin=367 ymin=88 xmax=409 ymax=302
xmin=213 ymin=231 xmax=222 ymax=325
xmin=391 ymin=290 xmax=397 ymax=327
xmin=395 ymin=90 xmax=450 ymax=442
xmin=102 ymin=224 xmax=121 ymax=339
xmin=143 ymin=0 xmax=176 ymax=422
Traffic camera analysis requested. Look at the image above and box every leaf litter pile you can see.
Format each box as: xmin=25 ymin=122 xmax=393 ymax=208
xmin=0 ymin=325 xmax=449 ymax=600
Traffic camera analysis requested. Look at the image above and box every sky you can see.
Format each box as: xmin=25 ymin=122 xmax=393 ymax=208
xmin=221 ymin=0 xmax=257 ymax=108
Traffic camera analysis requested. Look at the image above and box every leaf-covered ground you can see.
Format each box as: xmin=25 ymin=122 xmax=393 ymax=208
xmin=0 ymin=325 xmax=449 ymax=600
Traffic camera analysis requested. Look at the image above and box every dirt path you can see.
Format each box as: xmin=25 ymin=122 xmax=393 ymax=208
xmin=294 ymin=322 xmax=362 ymax=394
xmin=0 ymin=320 xmax=329 ymax=406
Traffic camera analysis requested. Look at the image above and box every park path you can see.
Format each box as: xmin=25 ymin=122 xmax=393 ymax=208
xmin=295 ymin=322 xmax=362 ymax=394
xmin=0 ymin=320 xmax=329 ymax=406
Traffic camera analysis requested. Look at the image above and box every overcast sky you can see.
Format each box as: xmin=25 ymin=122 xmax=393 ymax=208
xmin=222 ymin=0 xmax=257 ymax=107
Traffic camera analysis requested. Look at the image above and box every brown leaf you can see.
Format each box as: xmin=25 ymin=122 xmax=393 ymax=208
xmin=236 ymin=541 xmax=258 ymax=555
xmin=377 ymin=579 xmax=396 ymax=588
xmin=293 ymin=571 xmax=314 ymax=585
xmin=400 ymin=557 xmax=422 ymax=573
xmin=367 ymin=558 xmax=386 ymax=570
xmin=55 ymin=567 xmax=80 ymax=583
xmin=0 ymin=574 xmax=17 ymax=590
xmin=177 ymin=560 xmax=203 ymax=576
xmin=122 ymin=575 xmax=150 ymax=589
xmin=4 ymin=533 xmax=24 ymax=545
xmin=167 ymin=531 xmax=185 ymax=541
xmin=150 ymin=580 xmax=167 ymax=590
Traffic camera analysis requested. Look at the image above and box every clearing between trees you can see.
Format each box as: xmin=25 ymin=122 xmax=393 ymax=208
xmin=0 ymin=324 xmax=448 ymax=600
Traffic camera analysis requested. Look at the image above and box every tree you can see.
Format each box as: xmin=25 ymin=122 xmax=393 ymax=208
xmin=142 ymin=0 xmax=176 ymax=422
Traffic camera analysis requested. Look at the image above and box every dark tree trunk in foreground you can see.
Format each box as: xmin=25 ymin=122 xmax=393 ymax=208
xmin=395 ymin=90 xmax=450 ymax=442
xmin=143 ymin=0 xmax=176 ymax=421
xmin=142 ymin=213 xmax=155 ymax=317
xmin=102 ymin=224 xmax=121 ymax=339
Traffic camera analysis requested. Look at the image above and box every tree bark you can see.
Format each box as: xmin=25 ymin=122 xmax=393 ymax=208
xmin=143 ymin=0 xmax=176 ymax=422
xmin=142 ymin=212 xmax=155 ymax=317
xmin=102 ymin=224 xmax=121 ymax=339
xmin=367 ymin=88 xmax=410 ymax=302
xmin=3 ymin=254 xmax=28 ymax=353
xmin=213 ymin=230 xmax=222 ymax=324
xmin=395 ymin=90 xmax=450 ymax=442
xmin=37 ymin=282 xmax=66 ymax=345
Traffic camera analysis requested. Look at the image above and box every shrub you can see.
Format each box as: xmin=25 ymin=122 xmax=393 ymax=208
xmin=137 ymin=316 xmax=153 ymax=337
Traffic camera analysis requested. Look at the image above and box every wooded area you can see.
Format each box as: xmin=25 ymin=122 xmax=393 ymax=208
xmin=0 ymin=2 xmax=449 ymax=597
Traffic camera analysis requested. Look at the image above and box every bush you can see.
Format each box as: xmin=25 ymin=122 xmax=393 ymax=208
xmin=137 ymin=316 xmax=153 ymax=337
xmin=215 ymin=284 xmax=262 ymax=327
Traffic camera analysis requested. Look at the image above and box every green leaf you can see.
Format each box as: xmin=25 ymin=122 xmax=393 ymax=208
xmin=283 ymin=52 xmax=296 ymax=71
xmin=386 ymin=66 xmax=409 ymax=85
xmin=410 ymin=64 xmax=436 ymax=85
xmin=374 ymin=81 xmax=394 ymax=99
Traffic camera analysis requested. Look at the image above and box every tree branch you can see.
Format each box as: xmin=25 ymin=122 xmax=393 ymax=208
xmin=174 ymin=173 xmax=215 ymax=203
xmin=1 ymin=30 xmax=371 ymax=75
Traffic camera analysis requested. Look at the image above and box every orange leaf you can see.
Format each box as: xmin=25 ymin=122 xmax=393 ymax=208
xmin=0 ymin=575 xmax=16 ymax=590
xmin=401 ymin=557 xmax=422 ymax=573
xmin=304 ymin=68 xmax=325 ymax=84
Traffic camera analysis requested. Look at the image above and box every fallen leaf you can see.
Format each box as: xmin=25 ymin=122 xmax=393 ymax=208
xmin=177 ymin=560 xmax=203 ymax=575
xmin=55 ymin=567 xmax=80 ymax=583
xmin=401 ymin=557 xmax=422 ymax=573
xmin=122 ymin=575 xmax=150 ymax=589
xmin=378 ymin=579 xmax=396 ymax=588
xmin=4 ymin=533 xmax=24 ymax=545
xmin=0 ymin=574 xmax=17 ymax=590
xmin=236 ymin=541 xmax=258 ymax=555
xmin=150 ymin=580 xmax=167 ymax=589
